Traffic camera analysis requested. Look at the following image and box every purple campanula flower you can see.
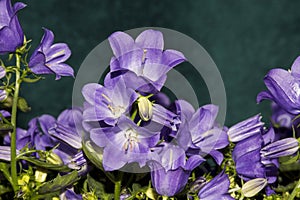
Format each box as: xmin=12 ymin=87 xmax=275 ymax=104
xmin=4 ymin=114 xmax=57 ymax=150
xmin=49 ymin=108 xmax=87 ymax=170
xmin=82 ymin=77 xmax=138 ymax=126
xmin=257 ymin=56 xmax=300 ymax=115
xmin=198 ymin=170 xmax=234 ymax=200
xmin=149 ymin=155 xmax=204 ymax=197
xmin=228 ymin=114 xmax=264 ymax=143
xmin=186 ymin=103 xmax=229 ymax=165
xmin=28 ymin=28 xmax=74 ymax=80
xmin=0 ymin=0 xmax=26 ymax=54
xmin=90 ymin=116 xmax=160 ymax=171
xmin=271 ymin=102 xmax=296 ymax=128
xmin=106 ymin=29 xmax=186 ymax=93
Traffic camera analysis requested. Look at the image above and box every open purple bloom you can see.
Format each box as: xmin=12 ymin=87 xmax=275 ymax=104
xmin=28 ymin=28 xmax=74 ymax=80
xmin=82 ymin=77 xmax=138 ymax=126
xmin=149 ymin=155 xmax=204 ymax=197
xmin=257 ymin=57 xmax=300 ymax=114
xmin=271 ymin=102 xmax=296 ymax=128
xmin=228 ymin=114 xmax=264 ymax=143
xmin=90 ymin=116 xmax=159 ymax=171
xmin=107 ymin=30 xmax=186 ymax=93
xmin=198 ymin=170 xmax=234 ymax=200
xmin=0 ymin=0 xmax=26 ymax=54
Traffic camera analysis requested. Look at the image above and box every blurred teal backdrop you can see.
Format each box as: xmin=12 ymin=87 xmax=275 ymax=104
xmin=17 ymin=0 xmax=300 ymax=127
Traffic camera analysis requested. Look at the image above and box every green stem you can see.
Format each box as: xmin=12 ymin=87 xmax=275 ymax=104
xmin=10 ymin=54 xmax=21 ymax=192
xmin=289 ymin=178 xmax=300 ymax=200
xmin=114 ymin=172 xmax=123 ymax=200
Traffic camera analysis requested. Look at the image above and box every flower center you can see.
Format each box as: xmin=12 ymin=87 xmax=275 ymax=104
xmin=123 ymin=128 xmax=139 ymax=153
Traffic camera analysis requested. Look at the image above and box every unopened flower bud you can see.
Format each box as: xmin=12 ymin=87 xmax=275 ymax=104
xmin=137 ymin=96 xmax=153 ymax=121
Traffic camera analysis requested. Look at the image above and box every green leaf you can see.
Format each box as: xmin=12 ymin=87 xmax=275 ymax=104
xmin=17 ymin=97 xmax=31 ymax=112
xmin=0 ymin=162 xmax=12 ymax=185
xmin=279 ymin=152 xmax=299 ymax=165
xmin=18 ymin=156 xmax=71 ymax=172
xmin=38 ymin=171 xmax=79 ymax=194
xmin=87 ymin=174 xmax=106 ymax=197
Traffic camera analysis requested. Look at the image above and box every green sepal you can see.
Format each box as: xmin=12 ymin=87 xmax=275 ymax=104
xmin=17 ymin=97 xmax=31 ymax=112
xmin=22 ymin=76 xmax=42 ymax=83
xmin=37 ymin=171 xmax=79 ymax=194
xmin=18 ymin=156 xmax=71 ymax=172
xmin=279 ymin=151 xmax=300 ymax=165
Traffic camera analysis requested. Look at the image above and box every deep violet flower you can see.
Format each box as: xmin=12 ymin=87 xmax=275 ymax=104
xmin=28 ymin=28 xmax=74 ymax=80
xmin=198 ymin=170 xmax=234 ymax=200
xmin=257 ymin=56 xmax=300 ymax=115
xmin=228 ymin=114 xmax=264 ymax=143
xmin=149 ymin=155 xmax=204 ymax=197
xmin=105 ymin=29 xmax=186 ymax=93
xmin=0 ymin=0 xmax=26 ymax=54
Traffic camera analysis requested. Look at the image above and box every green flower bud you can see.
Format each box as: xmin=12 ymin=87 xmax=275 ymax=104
xmin=242 ymin=178 xmax=268 ymax=198
xmin=137 ymin=96 xmax=153 ymax=121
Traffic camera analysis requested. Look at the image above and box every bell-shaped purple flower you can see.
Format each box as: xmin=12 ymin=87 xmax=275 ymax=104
xmin=28 ymin=28 xmax=74 ymax=80
xmin=149 ymin=155 xmax=204 ymax=197
xmin=82 ymin=77 xmax=138 ymax=126
xmin=0 ymin=0 xmax=26 ymax=54
xmin=228 ymin=114 xmax=264 ymax=143
xmin=257 ymin=56 xmax=300 ymax=114
xmin=90 ymin=116 xmax=160 ymax=171
xmin=271 ymin=102 xmax=296 ymax=128
xmin=106 ymin=29 xmax=186 ymax=93
xmin=198 ymin=170 xmax=234 ymax=200
xmin=188 ymin=104 xmax=229 ymax=165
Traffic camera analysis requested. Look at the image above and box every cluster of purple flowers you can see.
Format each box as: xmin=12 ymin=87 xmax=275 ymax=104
xmin=0 ymin=0 xmax=299 ymax=199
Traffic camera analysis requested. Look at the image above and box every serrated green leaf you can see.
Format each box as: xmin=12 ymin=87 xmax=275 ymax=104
xmin=87 ymin=174 xmax=105 ymax=197
xmin=38 ymin=171 xmax=79 ymax=194
xmin=19 ymin=156 xmax=71 ymax=172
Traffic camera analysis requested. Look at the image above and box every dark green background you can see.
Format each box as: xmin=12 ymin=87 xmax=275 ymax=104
xmin=16 ymin=0 xmax=300 ymax=128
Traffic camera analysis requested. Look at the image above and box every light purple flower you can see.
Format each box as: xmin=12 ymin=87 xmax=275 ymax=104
xmin=198 ymin=170 xmax=234 ymax=200
xmin=0 ymin=89 xmax=7 ymax=101
xmin=106 ymin=30 xmax=186 ymax=93
xmin=0 ymin=0 xmax=26 ymax=54
xmin=90 ymin=116 xmax=160 ymax=171
xmin=261 ymin=138 xmax=299 ymax=159
xmin=60 ymin=188 xmax=82 ymax=200
xmin=228 ymin=114 xmax=264 ymax=143
xmin=257 ymin=56 xmax=300 ymax=114
xmin=82 ymin=77 xmax=138 ymax=126
xmin=271 ymin=102 xmax=296 ymax=128
xmin=28 ymin=28 xmax=74 ymax=80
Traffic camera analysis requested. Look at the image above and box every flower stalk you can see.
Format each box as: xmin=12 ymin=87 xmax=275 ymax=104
xmin=10 ymin=53 xmax=22 ymax=192
xmin=289 ymin=178 xmax=300 ymax=200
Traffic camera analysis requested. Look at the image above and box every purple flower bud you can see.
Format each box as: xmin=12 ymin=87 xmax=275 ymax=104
xmin=28 ymin=28 xmax=74 ymax=80
xmin=228 ymin=114 xmax=264 ymax=143
xmin=0 ymin=90 xmax=7 ymax=101
xmin=0 ymin=0 xmax=26 ymax=54
xmin=0 ymin=66 xmax=6 ymax=79
xmin=261 ymin=138 xmax=299 ymax=159
xmin=0 ymin=146 xmax=19 ymax=161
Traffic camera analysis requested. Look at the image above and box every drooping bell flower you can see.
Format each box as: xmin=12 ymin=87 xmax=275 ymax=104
xmin=82 ymin=76 xmax=138 ymax=126
xmin=228 ymin=114 xmax=264 ymax=143
xmin=106 ymin=29 xmax=186 ymax=93
xmin=257 ymin=56 xmax=300 ymax=114
xmin=149 ymin=155 xmax=204 ymax=197
xmin=28 ymin=28 xmax=74 ymax=80
xmin=0 ymin=0 xmax=26 ymax=54
xmin=187 ymin=104 xmax=229 ymax=165
xmin=197 ymin=170 xmax=234 ymax=200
